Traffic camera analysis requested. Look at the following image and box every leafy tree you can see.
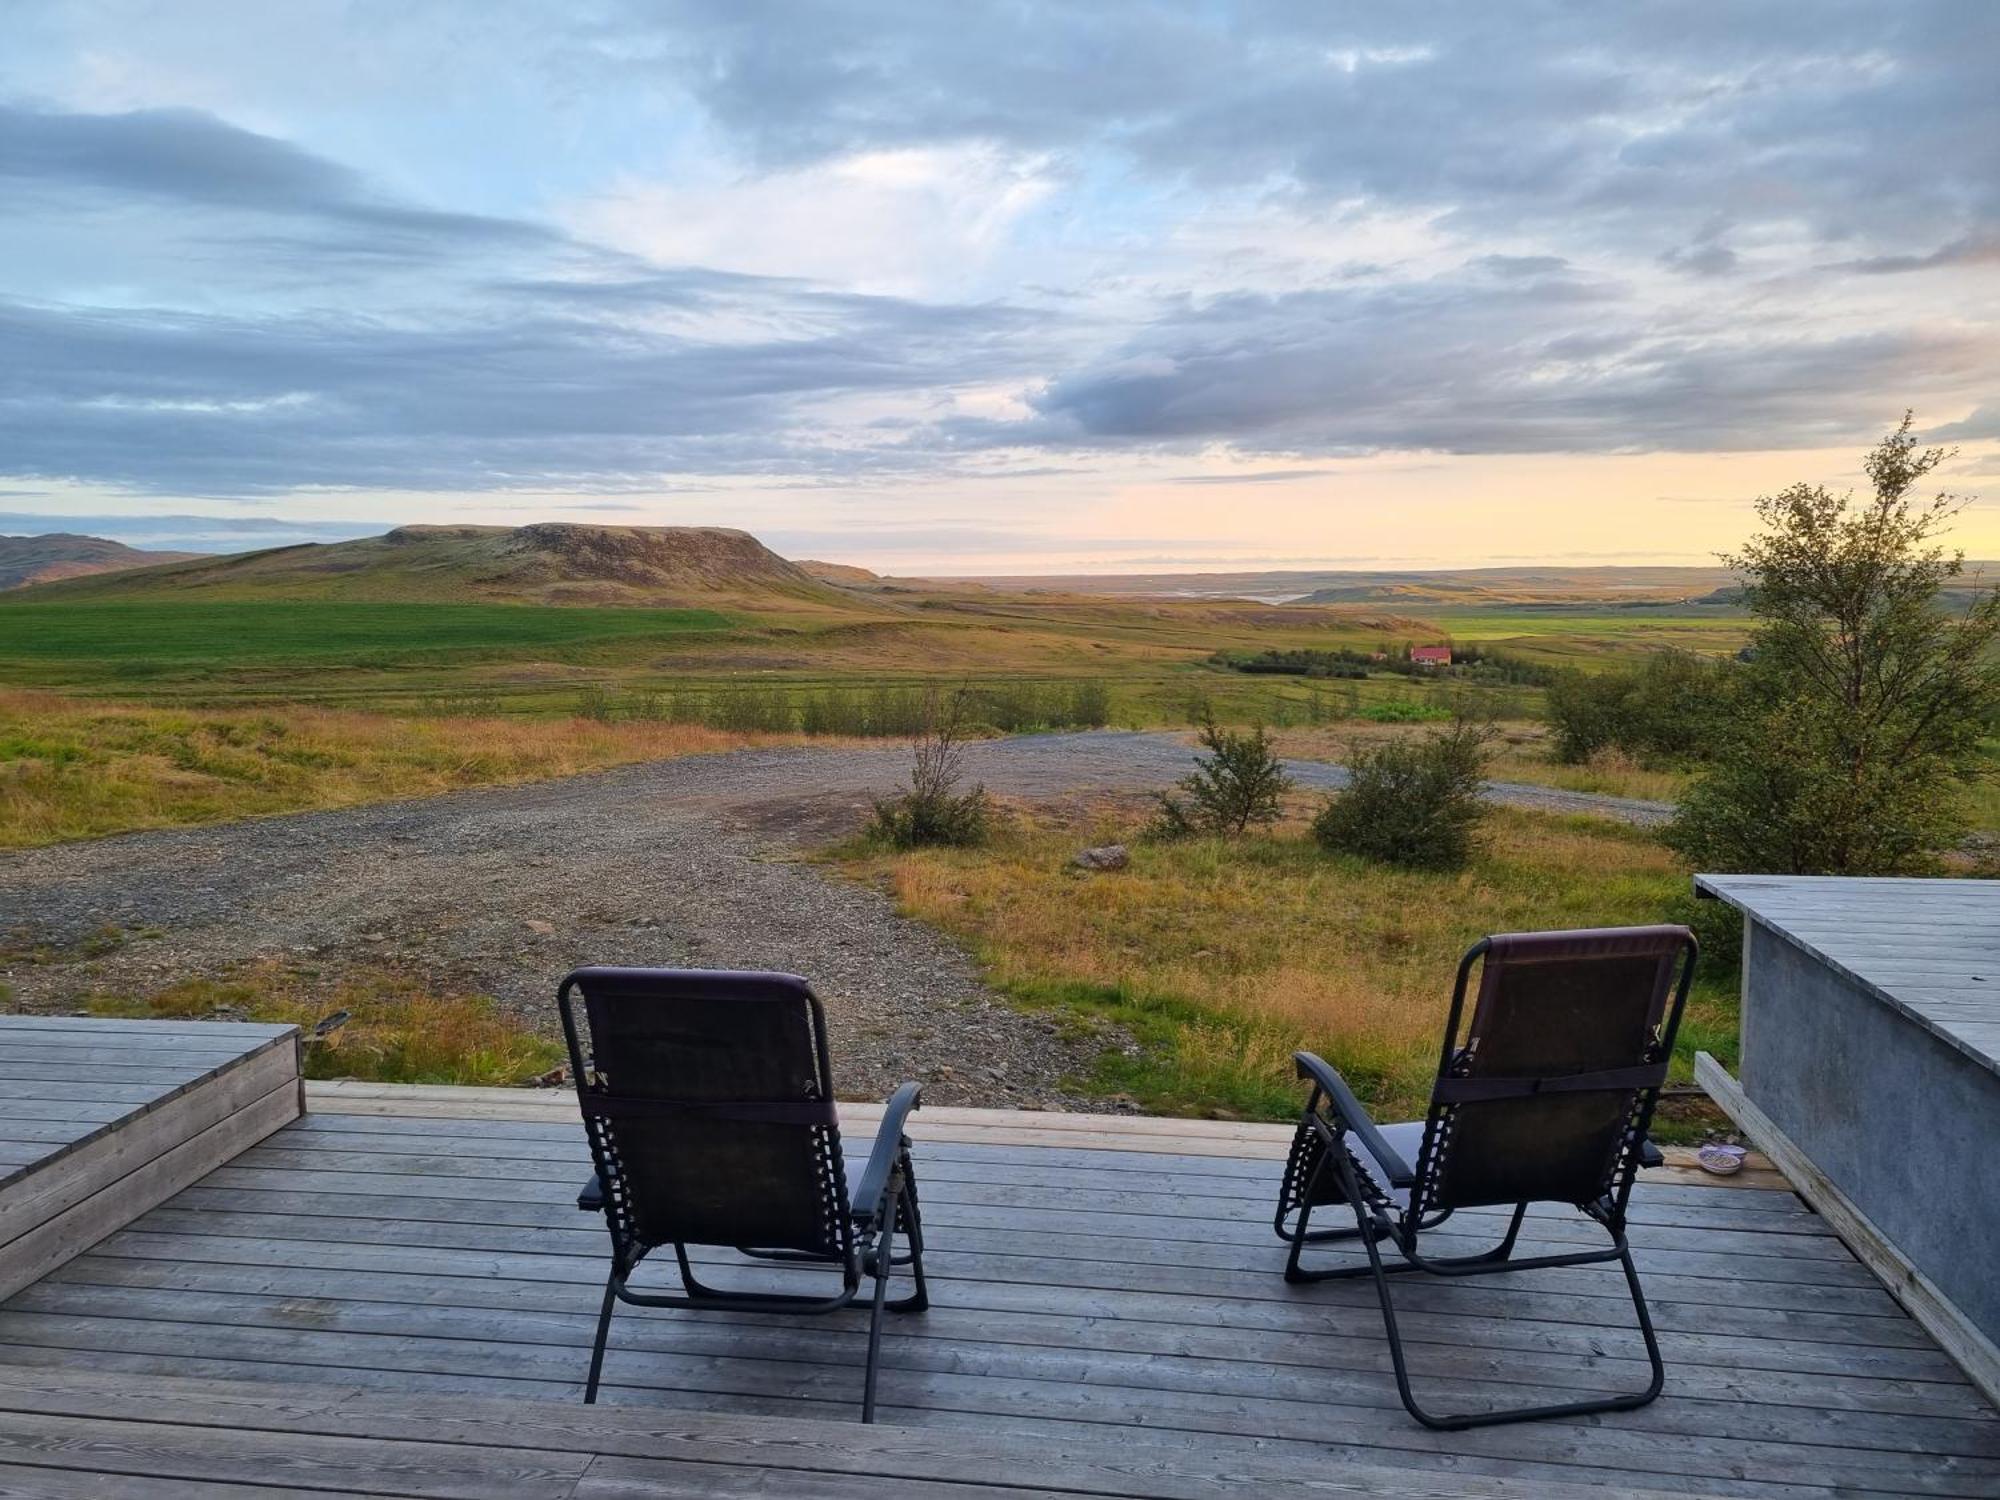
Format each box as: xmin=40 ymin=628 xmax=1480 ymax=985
xmin=1149 ymin=719 xmax=1292 ymax=838
xmin=1313 ymin=718 xmax=1492 ymax=871
xmin=1668 ymin=414 xmax=2000 ymax=874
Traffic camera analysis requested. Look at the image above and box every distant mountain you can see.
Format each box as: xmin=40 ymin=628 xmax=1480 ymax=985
xmin=794 ymin=558 xmax=892 ymax=589
xmin=0 ymin=533 xmax=206 ymax=591
xmin=6 ymin=524 xmax=871 ymax=610
xmin=945 ymin=565 xmax=1745 ymax=606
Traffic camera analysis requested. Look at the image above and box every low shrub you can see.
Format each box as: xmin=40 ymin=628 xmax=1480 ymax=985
xmin=1149 ymin=720 xmax=1292 ymax=838
xmin=1313 ymin=719 xmax=1492 ymax=870
xmin=869 ymin=687 xmax=991 ymax=848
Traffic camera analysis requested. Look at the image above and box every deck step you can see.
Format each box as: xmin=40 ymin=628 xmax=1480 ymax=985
xmin=0 ymin=1017 xmax=300 ymax=1299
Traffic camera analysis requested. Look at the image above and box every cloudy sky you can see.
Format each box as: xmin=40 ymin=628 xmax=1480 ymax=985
xmin=2 ymin=2 xmax=1996 ymax=572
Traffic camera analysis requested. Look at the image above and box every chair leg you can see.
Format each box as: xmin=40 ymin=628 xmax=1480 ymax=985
xmin=1283 ymin=1150 xmax=1391 ymax=1283
xmin=860 ymin=1217 xmax=897 ymax=1424
xmin=888 ymin=1177 xmax=930 ymax=1313
xmin=583 ymin=1270 xmax=618 ymax=1404
xmin=1368 ymin=1221 xmax=1666 ymax=1430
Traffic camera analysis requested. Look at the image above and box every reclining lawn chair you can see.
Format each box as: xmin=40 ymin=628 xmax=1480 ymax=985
xmin=1273 ymin=925 xmax=1696 ymax=1430
xmin=559 ymin=967 xmax=927 ymax=1421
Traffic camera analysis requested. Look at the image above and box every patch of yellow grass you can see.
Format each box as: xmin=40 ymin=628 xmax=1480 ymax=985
xmin=83 ymin=960 xmax=562 ymax=1085
xmin=846 ymin=806 xmax=1698 ymax=1119
xmin=0 ymin=690 xmax=798 ymax=847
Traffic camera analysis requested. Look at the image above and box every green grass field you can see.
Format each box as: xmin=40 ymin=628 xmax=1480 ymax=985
xmin=1416 ymin=606 xmax=1749 ymax=664
xmin=0 ymin=591 xmax=1748 ymax=711
xmin=0 ymin=602 xmax=734 ymax=686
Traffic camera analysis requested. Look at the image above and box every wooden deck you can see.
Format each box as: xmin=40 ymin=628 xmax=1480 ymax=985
xmin=0 ymin=1081 xmax=1992 ymax=1498
xmin=0 ymin=1015 xmax=300 ymax=1301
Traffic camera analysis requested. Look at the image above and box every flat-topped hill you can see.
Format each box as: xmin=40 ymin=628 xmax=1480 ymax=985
xmin=9 ymin=523 xmax=869 ymax=611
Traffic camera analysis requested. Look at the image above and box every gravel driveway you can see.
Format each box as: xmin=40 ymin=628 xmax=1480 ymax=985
xmin=0 ymin=731 xmax=1669 ymax=1106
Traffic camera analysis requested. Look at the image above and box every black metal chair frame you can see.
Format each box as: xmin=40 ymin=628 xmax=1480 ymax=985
xmin=1273 ymin=928 xmax=1696 ymax=1431
xmin=559 ymin=967 xmax=929 ymax=1422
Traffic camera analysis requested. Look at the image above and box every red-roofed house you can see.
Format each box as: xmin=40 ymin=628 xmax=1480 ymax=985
xmin=1409 ymin=645 xmax=1453 ymax=667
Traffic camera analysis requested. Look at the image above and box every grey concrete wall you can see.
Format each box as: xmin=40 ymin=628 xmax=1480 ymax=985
xmin=1742 ymin=919 xmax=2000 ymax=1341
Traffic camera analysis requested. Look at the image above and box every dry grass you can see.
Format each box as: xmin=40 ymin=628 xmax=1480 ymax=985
xmin=0 ymin=690 xmax=801 ymax=847
xmin=81 ymin=960 xmax=562 ymax=1085
xmin=843 ymin=803 xmax=1734 ymax=1122
xmin=1273 ymin=722 xmax=1691 ymax=804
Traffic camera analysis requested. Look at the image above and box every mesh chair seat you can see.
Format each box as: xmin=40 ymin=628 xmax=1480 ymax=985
xmin=561 ymin=967 xmax=929 ymax=1423
xmin=1273 ymin=925 xmax=1696 ymax=1432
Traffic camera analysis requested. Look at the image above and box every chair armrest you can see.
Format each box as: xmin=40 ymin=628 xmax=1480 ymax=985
xmin=1637 ymin=1139 xmax=1665 ymax=1170
xmin=1294 ymin=1051 xmax=1415 ymax=1187
xmin=851 ymin=1082 xmax=923 ymax=1225
xmin=577 ymin=1173 xmax=604 ymax=1213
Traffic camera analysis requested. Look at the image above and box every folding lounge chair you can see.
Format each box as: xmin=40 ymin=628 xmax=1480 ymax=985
xmin=559 ymin=967 xmax=928 ymax=1421
xmin=1273 ymin=925 xmax=1696 ymax=1430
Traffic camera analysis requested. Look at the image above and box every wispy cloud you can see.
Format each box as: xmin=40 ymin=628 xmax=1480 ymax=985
xmin=1166 ymin=469 xmax=1331 ymax=486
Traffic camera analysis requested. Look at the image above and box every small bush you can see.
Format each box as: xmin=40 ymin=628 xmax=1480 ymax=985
xmin=1149 ymin=720 xmax=1292 ymax=838
xmin=869 ymin=687 xmax=990 ymax=848
xmin=1313 ymin=719 xmax=1492 ymax=870
xmin=1066 ymin=680 xmax=1112 ymax=728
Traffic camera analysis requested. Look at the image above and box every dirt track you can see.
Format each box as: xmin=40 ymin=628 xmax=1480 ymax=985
xmin=0 ymin=732 xmax=1669 ymax=1106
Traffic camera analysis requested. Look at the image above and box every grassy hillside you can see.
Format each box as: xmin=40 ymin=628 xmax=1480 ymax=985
xmin=0 ymin=533 xmax=206 ymax=591
xmin=7 ymin=523 xmax=863 ymax=611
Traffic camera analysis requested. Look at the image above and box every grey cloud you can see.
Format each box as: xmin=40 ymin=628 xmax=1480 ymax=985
xmin=616 ymin=2 xmax=1999 ymax=264
xmin=0 ymin=103 xmax=562 ymax=253
xmin=0 ymin=271 xmax=1050 ymax=494
xmin=1472 ymin=255 xmax=1571 ymax=280
xmin=0 ymin=104 xmax=1053 ymax=496
xmin=1660 ymin=243 xmax=1739 ymax=277
xmin=1930 ymin=407 xmax=2000 ymax=443
xmin=984 ymin=269 xmax=1989 ymax=456
xmin=1845 ymin=234 xmax=2000 ymax=276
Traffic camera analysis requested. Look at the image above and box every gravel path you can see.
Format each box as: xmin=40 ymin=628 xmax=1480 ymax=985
xmin=0 ymin=731 xmax=1669 ymax=1106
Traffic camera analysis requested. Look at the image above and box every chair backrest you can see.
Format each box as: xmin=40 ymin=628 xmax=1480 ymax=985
xmin=558 ymin=967 xmax=853 ymax=1258
xmin=1412 ymin=926 xmax=1695 ymax=1218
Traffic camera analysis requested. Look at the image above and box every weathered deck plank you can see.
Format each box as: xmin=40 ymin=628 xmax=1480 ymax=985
xmin=0 ymin=1365 xmax=1719 ymax=1500
xmin=0 ymin=1087 xmax=1989 ymax=1499
xmin=0 ymin=1018 xmax=301 ymax=1300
